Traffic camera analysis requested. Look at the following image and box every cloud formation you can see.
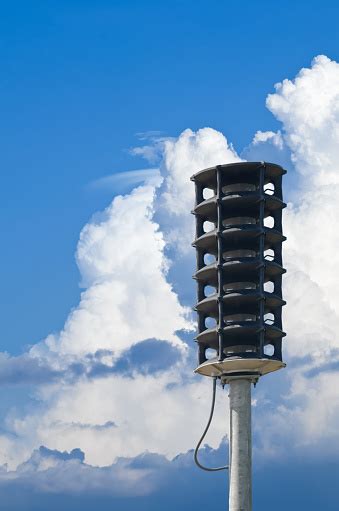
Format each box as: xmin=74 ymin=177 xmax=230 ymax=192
xmin=0 ymin=441 xmax=337 ymax=511
xmin=1 ymin=54 xmax=339 ymax=495
xmin=268 ymin=55 xmax=339 ymax=362
xmin=0 ymin=131 xmax=240 ymax=469
xmin=89 ymin=168 xmax=161 ymax=194
xmin=31 ymin=182 xmax=190 ymax=364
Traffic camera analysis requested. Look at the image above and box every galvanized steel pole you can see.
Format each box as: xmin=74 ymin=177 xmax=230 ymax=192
xmin=228 ymin=379 xmax=252 ymax=511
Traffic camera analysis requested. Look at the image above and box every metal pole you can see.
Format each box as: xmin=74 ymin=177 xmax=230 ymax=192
xmin=228 ymin=378 xmax=252 ymax=511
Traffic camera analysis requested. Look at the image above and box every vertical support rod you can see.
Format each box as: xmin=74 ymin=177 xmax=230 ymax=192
xmin=258 ymin=164 xmax=265 ymax=357
xmin=216 ymin=166 xmax=224 ymax=361
xmin=195 ymin=181 xmax=207 ymax=365
xmin=229 ymin=379 xmax=252 ymax=511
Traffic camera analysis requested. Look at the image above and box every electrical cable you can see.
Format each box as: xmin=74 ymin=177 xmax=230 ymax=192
xmin=194 ymin=376 xmax=229 ymax=472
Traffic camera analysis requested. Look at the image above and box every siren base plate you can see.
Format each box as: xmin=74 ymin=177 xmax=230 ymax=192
xmin=194 ymin=356 xmax=285 ymax=378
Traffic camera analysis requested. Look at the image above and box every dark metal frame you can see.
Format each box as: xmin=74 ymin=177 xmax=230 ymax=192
xmin=191 ymin=162 xmax=286 ymax=367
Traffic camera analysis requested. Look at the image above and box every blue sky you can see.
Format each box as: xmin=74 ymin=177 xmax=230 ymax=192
xmin=2 ymin=0 xmax=339 ymax=355
xmin=1 ymin=1 xmax=339 ymax=509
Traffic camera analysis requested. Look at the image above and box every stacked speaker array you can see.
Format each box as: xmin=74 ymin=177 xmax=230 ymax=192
xmin=191 ymin=162 xmax=286 ymax=368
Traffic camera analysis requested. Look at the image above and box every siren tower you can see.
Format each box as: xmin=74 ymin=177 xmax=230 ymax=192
xmin=191 ymin=162 xmax=286 ymax=511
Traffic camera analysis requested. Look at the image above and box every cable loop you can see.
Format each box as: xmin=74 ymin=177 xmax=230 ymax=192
xmin=194 ymin=377 xmax=229 ymax=472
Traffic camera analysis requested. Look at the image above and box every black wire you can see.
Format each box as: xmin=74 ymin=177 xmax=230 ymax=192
xmin=194 ymin=377 xmax=229 ymax=472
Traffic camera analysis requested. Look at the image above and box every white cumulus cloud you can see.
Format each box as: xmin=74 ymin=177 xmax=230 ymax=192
xmin=30 ymin=182 xmax=190 ymax=364
xmin=2 ymin=54 xmax=339 ymax=482
xmin=0 ymin=129 xmax=241 ymax=469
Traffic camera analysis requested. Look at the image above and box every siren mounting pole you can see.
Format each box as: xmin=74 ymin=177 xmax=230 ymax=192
xmin=227 ymin=377 xmax=253 ymax=511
